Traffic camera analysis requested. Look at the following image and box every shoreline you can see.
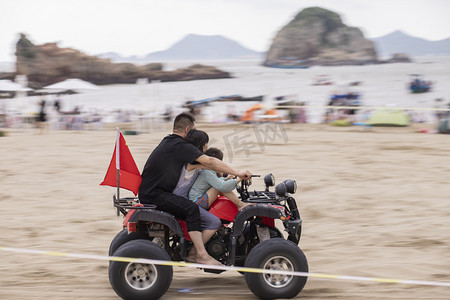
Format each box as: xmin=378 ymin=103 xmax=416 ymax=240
xmin=1 ymin=118 xmax=440 ymax=131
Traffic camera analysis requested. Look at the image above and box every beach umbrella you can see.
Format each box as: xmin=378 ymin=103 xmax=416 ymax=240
xmin=0 ymin=80 xmax=32 ymax=92
xmin=43 ymin=79 xmax=100 ymax=113
xmin=43 ymin=78 xmax=100 ymax=92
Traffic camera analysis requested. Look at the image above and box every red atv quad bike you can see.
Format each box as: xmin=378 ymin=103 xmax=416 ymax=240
xmin=108 ymin=174 xmax=308 ymax=300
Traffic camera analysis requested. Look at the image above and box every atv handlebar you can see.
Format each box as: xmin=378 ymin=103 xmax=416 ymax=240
xmin=223 ymin=174 xmax=259 ymax=179
xmin=237 ymin=175 xmax=259 ymax=200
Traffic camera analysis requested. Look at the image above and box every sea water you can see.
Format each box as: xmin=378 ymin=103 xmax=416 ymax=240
xmin=4 ymin=56 xmax=450 ymax=124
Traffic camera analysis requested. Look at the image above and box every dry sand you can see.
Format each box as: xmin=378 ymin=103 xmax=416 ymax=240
xmin=0 ymin=122 xmax=449 ymax=299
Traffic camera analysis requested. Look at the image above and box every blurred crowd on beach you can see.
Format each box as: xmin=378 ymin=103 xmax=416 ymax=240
xmin=1 ymin=86 xmax=450 ymax=135
xmin=1 ymin=94 xmax=449 ymax=135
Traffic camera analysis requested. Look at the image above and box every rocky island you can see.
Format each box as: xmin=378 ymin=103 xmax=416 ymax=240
xmin=1 ymin=34 xmax=231 ymax=88
xmin=264 ymin=7 xmax=378 ymax=67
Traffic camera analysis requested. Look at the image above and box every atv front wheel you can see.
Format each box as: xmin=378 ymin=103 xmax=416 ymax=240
xmin=109 ymin=239 xmax=173 ymax=300
xmin=244 ymin=238 xmax=308 ymax=299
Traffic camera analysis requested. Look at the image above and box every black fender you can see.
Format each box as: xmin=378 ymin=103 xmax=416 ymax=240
xmin=128 ymin=209 xmax=185 ymax=237
xmin=286 ymin=219 xmax=302 ymax=244
xmin=232 ymin=205 xmax=285 ymax=237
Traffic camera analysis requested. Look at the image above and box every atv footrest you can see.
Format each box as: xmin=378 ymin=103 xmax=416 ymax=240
xmin=201 ymin=268 xmax=226 ymax=274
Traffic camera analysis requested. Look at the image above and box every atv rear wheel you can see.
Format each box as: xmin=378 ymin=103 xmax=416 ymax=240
xmin=108 ymin=229 xmax=151 ymax=256
xmin=244 ymin=238 xmax=308 ymax=299
xmin=109 ymin=239 xmax=173 ymax=300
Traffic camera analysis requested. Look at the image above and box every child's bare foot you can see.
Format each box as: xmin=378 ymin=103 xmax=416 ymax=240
xmin=187 ymin=248 xmax=197 ymax=263
xmin=187 ymin=248 xmax=222 ymax=266
xmin=196 ymin=253 xmax=222 ymax=266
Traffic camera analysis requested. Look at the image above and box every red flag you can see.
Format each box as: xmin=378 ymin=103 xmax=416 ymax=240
xmin=100 ymin=130 xmax=142 ymax=195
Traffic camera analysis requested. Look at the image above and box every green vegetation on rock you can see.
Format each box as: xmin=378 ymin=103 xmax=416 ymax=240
xmin=285 ymin=7 xmax=346 ymax=48
xmin=17 ymin=33 xmax=37 ymax=59
xmin=291 ymin=7 xmax=343 ymax=31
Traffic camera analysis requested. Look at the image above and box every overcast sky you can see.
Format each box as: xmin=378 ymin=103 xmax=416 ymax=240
xmin=1 ymin=0 xmax=449 ymax=62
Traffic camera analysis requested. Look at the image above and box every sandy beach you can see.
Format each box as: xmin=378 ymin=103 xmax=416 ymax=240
xmin=0 ymin=122 xmax=449 ymax=299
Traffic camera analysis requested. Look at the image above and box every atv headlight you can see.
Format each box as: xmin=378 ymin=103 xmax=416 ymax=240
xmin=264 ymin=173 xmax=275 ymax=187
xmin=275 ymin=182 xmax=287 ymax=197
xmin=283 ymin=179 xmax=297 ymax=194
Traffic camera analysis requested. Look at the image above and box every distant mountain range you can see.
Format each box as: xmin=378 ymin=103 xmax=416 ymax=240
xmin=370 ymin=30 xmax=450 ymax=57
xmin=96 ymin=31 xmax=450 ymax=63
xmin=98 ymin=34 xmax=263 ymax=62
xmin=146 ymin=34 xmax=262 ymax=60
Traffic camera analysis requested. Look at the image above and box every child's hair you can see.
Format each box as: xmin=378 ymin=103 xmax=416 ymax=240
xmin=205 ymin=147 xmax=223 ymax=161
xmin=186 ymin=129 xmax=209 ymax=151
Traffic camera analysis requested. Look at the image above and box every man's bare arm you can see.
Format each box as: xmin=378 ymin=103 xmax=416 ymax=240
xmin=196 ymin=155 xmax=252 ymax=179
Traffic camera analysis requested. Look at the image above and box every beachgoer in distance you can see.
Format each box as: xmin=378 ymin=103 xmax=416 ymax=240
xmin=434 ymin=98 xmax=446 ymax=123
xmin=53 ymin=94 xmax=62 ymax=113
xmin=36 ymin=96 xmax=47 ymax=134
xmin=138 ymin=112 xmax=251 ymax=266
xmin=189 ymin=147 xmax=249 ymax=210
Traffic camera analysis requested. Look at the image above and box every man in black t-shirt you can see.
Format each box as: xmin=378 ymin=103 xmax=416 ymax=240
xmin=139 ymin=112 xmax=251 ymax=266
